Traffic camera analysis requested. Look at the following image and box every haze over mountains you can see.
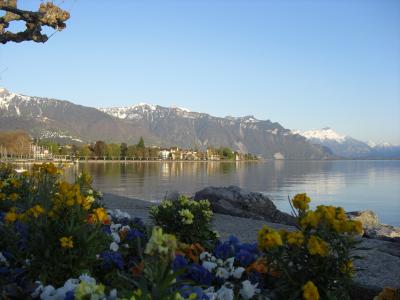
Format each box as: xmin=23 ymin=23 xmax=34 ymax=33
xmin=294 ymin=127 xmax=400 ymax=159
xmin=0 ymin=88 xmax=398 ymax=159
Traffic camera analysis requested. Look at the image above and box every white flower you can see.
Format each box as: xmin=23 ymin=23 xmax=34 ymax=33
xmin=40 ymin=285 xmax=56 ymax=299
xmin=199 ymin=251 xmax=212 ymax=261
xmin=215 ymin=267 xmax=230 ymax=280
xmin=31 ymin=282 xmax=43 ymax=298
xmin=121 ymin=225 xmax=131 ymax=231
xmin=202 ymin=261 xmax=218 ymax=272
xmin=111 ymin=232 xmax=121 ymax=243
xmin=239 ymin=280 xmax=260 ymax=300
xmin=233 ymin=267 xmax=245 ymax=279
xmin=0 ymin=252 xmax=9 ymax=267
xmin=110 ymin=242 xmax=119 ymax=252
xmin=203 ymin=287 xmax=217 ymax=300
xmin=79 ymin=273 xmax=96 ymax=285
xmin=110 ymin=223 xmax=122 ymax=232
xmin=109 ymin=288 xmax=118 ymax=299
xmin=216 ymin=285 xmax=234 ymax=300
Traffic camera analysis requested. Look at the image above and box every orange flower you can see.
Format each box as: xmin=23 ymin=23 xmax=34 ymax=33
xmin=179 ymin=243 xmax=205 ymax=263
xmin=132 ymin=261 xmax=145 ymax=277
xmin=247 ymin=258 xmax=267 ymax=274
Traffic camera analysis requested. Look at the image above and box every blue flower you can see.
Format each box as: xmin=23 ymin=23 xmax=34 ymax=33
xmin=133 ymin=217 xmax=144 ymax=227
xmin=126 ymin=228 xmax=145 ymax=241
xmin=101 ymin=225 xmax=111 ymax=234
xmin=187 ymin=264 xmax=212 ymax=286
xmin=64 ymin=290 xmax=75 ymax=300
xmin=173 ymin=255 xmax=188 ymax=271
xmin=179 ymin=285 xmax=209 ymax=300
xmin=235 ymin=249 xmax=255 ymax=266
xmin=100 ymin=251 xmax=124 ymax=270
xmin=238 ymin=243 xmax=258 ymax=254
xmin=214 ymin=241 xmax=235 ymax=259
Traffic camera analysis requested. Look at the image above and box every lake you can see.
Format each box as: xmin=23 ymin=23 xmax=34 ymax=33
xmin=67 ymin=160 xmax=400 ymax=226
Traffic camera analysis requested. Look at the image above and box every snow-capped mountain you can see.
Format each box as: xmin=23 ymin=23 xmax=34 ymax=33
xmin=294 ymin=127 xmax=400 ymax=159
xmin=0 ymin=87 xmax=333 ymax=159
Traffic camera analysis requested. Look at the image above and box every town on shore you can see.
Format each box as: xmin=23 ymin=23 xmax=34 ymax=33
xmin=0 ymin=130 xmax=258 ymax=162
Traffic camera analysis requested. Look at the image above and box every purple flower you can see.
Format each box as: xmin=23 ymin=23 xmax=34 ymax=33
xmin=188 ymin=264 xmax=212 ymax=286
xmin=64 ymin=291 xmax=75 ymax=300
xmin=214 ymin=241 xmax=235 ymax=259
xmin=235 ymin=249 xmax=255 ymax=266
xmin=173 ymin=255 xmax=188 ymax=271
xmin=126 ymin=228 xmax=145 ymax=241
xmin=133 ymin=218 xmax=144 ymax=227
xmin=100 ymin=251 xmax=124 ymax=270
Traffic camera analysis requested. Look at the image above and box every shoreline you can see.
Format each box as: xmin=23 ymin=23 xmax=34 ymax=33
xmin=102 ymin=192 xmax=400 ymax=292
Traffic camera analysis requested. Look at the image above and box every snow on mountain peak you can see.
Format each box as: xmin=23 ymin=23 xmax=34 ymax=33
xmin=296 ymin=128 xmax=347 ymax=143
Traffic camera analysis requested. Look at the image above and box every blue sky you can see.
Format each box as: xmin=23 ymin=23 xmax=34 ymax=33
xmin=1 ymin=0 xmax=399 ymax=144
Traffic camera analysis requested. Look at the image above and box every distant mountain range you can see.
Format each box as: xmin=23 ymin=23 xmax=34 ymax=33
xmin=0 ymin=87 xmax=332 ymax=160
xmin=293 ymin=127 xmax=400 ymax=159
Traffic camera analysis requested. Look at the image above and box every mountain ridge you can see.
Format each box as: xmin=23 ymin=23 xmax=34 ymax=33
xmin=0 ymin=87 xmax=333 ymax=159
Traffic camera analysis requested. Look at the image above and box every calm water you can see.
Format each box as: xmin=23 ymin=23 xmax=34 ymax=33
xmin=67 ymin=160 xmax=400 ymax=226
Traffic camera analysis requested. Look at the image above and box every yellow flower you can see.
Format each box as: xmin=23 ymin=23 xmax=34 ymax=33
xmin=144 ymin=227 xmax=177 ymax=259
xmin=302 ymin=281 xmax=320 ymax=300
xmin=336 ymin=207 xmax=347 ymax=221
xmin=59 ymin=236 xmax=74 ymax=249
xmin=8 ymin=193 xmax=19 ymax=201
xmin=161 ymin=200 xmax=173 ymax=208
xmin=179 ymin=209 xmax=194 ymax=225
xmin=81 ymin=196 xmax=95 ymax=210
xmin=307 ymin=236 xmax=329 ymax=256
xmin=88 ymin=207 xmax=109 ymax=224
xmin=0 ymin=193 xmax=6 ymax=201
xmin=29 ymin=204 xmax=45 ymax=218
xmin=340 ymin=260 xmax=354 ymax=275
xmin=5 ymin=210 xmax=18 ymax=223
xmin=258 ymin=225 xmax=283 ymax=250
xmin=287 ymin=231 xmax=304 ymax=246
xmin=292 ymin=193 xmax=311 ymax=211
xmin=300 ymin=211 xmax=321 ymax=229
xmin=75 ymin=281 xmax=105 ymax=299
xmin=202 ymin=209 xmax=213 ymax=221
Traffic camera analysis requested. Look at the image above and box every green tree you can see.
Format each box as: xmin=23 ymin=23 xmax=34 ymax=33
xmin=93 ymin=140 xmax=106 ymax=157
xmin=106 ymin=143 xmax=120 ymax=159
xmin=120 ymin=142 xmax=128 ymax=157
xmin=79 ymin=145 xmax=91 ymax=157
xmin=137 ymin=136 xmax=145 ymax=148
xmin=220 ymin=147 xmax=234 ymax=160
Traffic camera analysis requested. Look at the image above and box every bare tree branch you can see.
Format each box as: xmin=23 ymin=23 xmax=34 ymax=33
xmin=0 ymin=0 xmax=70 ymax=44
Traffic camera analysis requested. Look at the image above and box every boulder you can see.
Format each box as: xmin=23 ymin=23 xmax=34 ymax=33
xmin=194 ymin=186 xmax=296 ymax=226
xmin=347 ymin=210 xmax=380 ymax=228
xmin=163 ymin=190 xmax=181 ymax=202
xmin=348 ymin=210 xmax=400 ymax=243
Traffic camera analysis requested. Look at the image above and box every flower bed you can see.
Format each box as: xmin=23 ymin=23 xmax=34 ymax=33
xmin=0 ymin=163 xmax=392 ymax=300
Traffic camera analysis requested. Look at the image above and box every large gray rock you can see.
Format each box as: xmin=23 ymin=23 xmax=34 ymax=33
xmin=194 ymin=186 xmax=296 ymax=226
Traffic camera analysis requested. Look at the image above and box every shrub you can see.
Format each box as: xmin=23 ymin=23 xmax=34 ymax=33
xmin=0 ymin=163 xmax=110 ymax=286
xmin=257 ymin=193 xmax=363 ymax=300
xmin=149 ymin=196 xmax=217 ymax=245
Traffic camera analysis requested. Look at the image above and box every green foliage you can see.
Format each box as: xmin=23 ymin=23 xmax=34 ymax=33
xmin=106 ymin=143 xmax=121 ymax=159
xmin=137 ymin=136 xmax=145 ymax=148
xmin=149 ymin=196 xmax=217 ymax=245
xmin=120 ymin=142 xmax=128 ymax=157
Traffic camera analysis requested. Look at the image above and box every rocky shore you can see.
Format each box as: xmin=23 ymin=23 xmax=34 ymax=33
xmin=102 ymin=186 xmax=400 ymax=298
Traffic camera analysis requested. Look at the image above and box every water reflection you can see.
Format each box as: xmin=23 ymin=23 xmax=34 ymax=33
xmin=65 ymin=160 xmax=400 ymax=226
